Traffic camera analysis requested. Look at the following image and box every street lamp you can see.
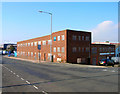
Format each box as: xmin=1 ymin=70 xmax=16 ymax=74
xmin=38 ymin=11 xmax=53 ymax=62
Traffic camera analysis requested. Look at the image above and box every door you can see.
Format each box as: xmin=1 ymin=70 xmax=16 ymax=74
xmin=44 ymin=53 xmax=46 ymax=61
xmin=92 ymin=58 xmax=96 ymax=65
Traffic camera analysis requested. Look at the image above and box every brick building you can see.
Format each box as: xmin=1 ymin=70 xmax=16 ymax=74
xmin=90 ymin=44 xmax=115 ymax=65
xmin=17 ymin=29 xmax=91 ymax=64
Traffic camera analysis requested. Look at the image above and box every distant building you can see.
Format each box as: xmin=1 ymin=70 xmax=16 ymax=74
xmin=2 ymin=44 xmax=17 ymax=51
xmin=90 ymin=44 xmax=115 ymax=65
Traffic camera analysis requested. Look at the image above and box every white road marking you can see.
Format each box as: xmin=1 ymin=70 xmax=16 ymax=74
xmin=26 ymin=81 xmax=30 ymax=84
xmin=103 ymin=69 xmax=107 ymax=71
xmin=16 ymin=75 xmax=19 ymax=77
xmin=42 ymin=90 xmax=48 ymax=94
xmin=21 ymin=78 xmax=24 ymax=80
xmin=111 ymin=70 xmax=116 ymax=72
xmin=11 ymin=71 xmax=13 ymax=73
xmin=13 ymin=73 xmax=16 ymax=75
xmin=33 ymin=85 xmax=38 ymax=89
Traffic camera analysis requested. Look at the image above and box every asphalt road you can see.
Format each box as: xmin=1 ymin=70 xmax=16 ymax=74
xmin=1 ymin=56 xmax=119 ymax=93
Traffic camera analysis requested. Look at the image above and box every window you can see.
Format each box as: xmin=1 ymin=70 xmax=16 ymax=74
xmin=48 ymin=40 xmax=51 ymax=45
xmin=31 ymin=42 xmax=33 ymax=46
xmin=92 ymin=47 xmax=97 ymax=54
xmin=31 ymin=52 xmax=33 ymax=56
xmin=78 ymin=36 xmax=81 ymax=41
xmin=82 ymin=47 xmax=84 ymax=52
xmin=21 ymin=52 xmax=22 ymax=55
xmin=38 ymin=41 xmax=41 ymax=45
xmin=57 ymin=47 xmax=60 ymax=52
xmin=86 ymin=36 xmax=89 ymax=41
xmin=72 ymin=47 xmax=76 ymax=52
xmin=62 ymin=35 xmax=64 ymax=40
xmin=34 ymin=42 xmax=37 ymax=46
xmin=78 ymin=47 xmax=81 ymax=52
xmin=26 ymin=43 xmax=27 ymax=46
xmin=82 ymin=36 xmax=84 ymax=40
xmin=72 ymin=35 xmax=76 ymax=40
xmin=58 ymin=36 xmax=60 ymax=41
xmin=28 ymin=52 xmax=30 ymax=56
xmin=28 ymin=43 xmax=30 ymax=46
xmin=42 ymin=41 xmax=46 ymax=45
xmin=53 ymin=47 xmax=56 ymax=52
xmin=62 ymin=47 xmax=64 ymax=52
xmin=86 ymin=47 xmax=89 ymax=52
xmin=54 ymin=37 xmax=56 ymax=41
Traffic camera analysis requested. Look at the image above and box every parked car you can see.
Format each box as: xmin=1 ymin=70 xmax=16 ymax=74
xmin=111 ymin=57 xmax=120 ymax=64
xmin=99 ymin=59 xmax=114 ymax=67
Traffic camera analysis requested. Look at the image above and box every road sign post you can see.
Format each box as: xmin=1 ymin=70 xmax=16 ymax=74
xmin=38 ymin=45 xmax=41 ymax=63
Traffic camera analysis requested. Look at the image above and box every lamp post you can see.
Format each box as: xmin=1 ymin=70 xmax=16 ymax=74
xmin=38 ymin=11 xmax=53 ymax=62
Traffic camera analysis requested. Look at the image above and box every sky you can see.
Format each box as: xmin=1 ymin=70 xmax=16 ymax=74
xmin=2 ymin=2 xmax=118 ymax=44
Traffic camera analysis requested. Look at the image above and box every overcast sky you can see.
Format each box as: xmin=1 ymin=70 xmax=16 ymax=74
xmin=2 ymin=2 xmax=118 ymax=44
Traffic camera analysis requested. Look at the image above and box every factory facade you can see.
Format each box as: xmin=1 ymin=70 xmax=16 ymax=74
xmin=17 ymin=29 xmax=91 ymax=64
xmin=17 ymin=29 xmax=115 ymax=65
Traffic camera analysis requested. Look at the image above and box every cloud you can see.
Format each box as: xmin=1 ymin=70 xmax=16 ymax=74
xmin=91 ymin=21 xmax=118 ymax=42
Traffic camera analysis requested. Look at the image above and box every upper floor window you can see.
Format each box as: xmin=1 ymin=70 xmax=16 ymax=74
xmin=72 ymin=47 xmax=76 ymax=52
xmin=62 ymin=35 xmax=64 ymax=40
xmin=53 ymin=47 xmax=56 ymax=52
xmin=72 ymin=35 xmax=76 ymax=40
xmin=38 ymin=41 xmax=41 ymax=45
xmin=34 ymin=42 xmax=37 ymax=46
xmin=26 ymin=43 xmax=27 ymax=46
xmin=78 ymin=36 xmax=81 ymax=41
xmin=82 ymin=36 xmax=84 ymax=40
xmin=28 ymin=43 xmax=30 ymax=46
xmin=86 ymin=36 xmax=89 ymax=41
xmin=58 ymin=36 xmax=60 ymax=41
xmin=54 ymin=37 xmax=56 ymax=41
xmin=92 ymin=47 xmax=97 ymax=54
xmin=42 ymin=41 xmax=46 ymax=45
xmin=57 ymin=47 xmax=60 ymax=52
xmin=48 ymin=40 xmax=51 ymax=45
xmin=31 ymin=42 xmax=33 ymax=46
xmin=62 ymin=47 xmax=64 ymax=52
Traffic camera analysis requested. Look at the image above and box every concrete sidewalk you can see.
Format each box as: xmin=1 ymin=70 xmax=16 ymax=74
xmin=2 ymin=55 xmax=109 ymax=68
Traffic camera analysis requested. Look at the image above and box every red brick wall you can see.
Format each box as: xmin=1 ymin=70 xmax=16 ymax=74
xmin=67 ymin=30 xmax=91 ymax=64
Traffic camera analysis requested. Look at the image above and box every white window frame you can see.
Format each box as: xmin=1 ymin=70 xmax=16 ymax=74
xmin=57 ymin=47 xmax=60 ymax=52
xmin=53 ymin=47 xmax=56 ymax=52
xmin=38 ymin=41 xmax=41 ymax=45
xmin=42 ymin=41 xmax=46 ymax=45
xmin=48 ymin=40 xmax=51 ymax=45
xmin=31 ymin=42 xmax=33 ymax=46
xmin=62 ymin=47 xmax=64 ymax=52
xmin=31 ymin=52 xmax=33 ymax=56
xmin=34 ymin=42 xmax=37 ymax=46
xmin=57 ymin=36 xmax=60 ymax=41
xmin=62 ymin=35 xmax=65 ymax=40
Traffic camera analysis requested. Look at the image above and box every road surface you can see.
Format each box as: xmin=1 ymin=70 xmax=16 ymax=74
xmin=1 ymin=56 xmax=119 ymax=93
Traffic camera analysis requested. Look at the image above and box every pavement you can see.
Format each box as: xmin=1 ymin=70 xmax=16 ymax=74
xmin=3 ymin=55 xmax=109 ymax=68
xmin=1 ymin=56 xmax=119 ymax=92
